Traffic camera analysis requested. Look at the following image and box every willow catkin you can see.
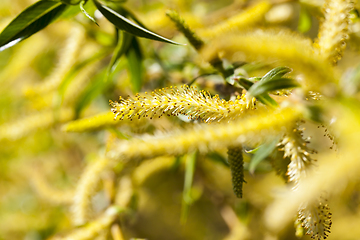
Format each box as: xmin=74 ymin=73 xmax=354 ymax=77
xmin=227 ymin=146 xmax=245 ymax=198
xmin=107 ymin=106 xmax=303 ymax=164
xmin=316 ymin=0 xmax=353 ymax=64
xmin=199 ymin=1 xmax=271 ymax=39
xmin=110 ymin=85 xmax=256 ymax=123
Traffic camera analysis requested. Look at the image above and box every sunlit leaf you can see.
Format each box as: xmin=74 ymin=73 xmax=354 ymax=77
xmin=106 ymin=30 xmax=132 ymax=81
xmin=80 ymin=0 xmax=98 ymax=25
xmin=0 ymin=1 xmax=67 ymax=51
xmin=249 ymin=78 xmax=300 ymax=97
xmin=93 ymin=0 xmax=183 ymax=45
xmin=261 ymin=66 xmax=292 ymax=83
xmin=249 ymin=138 xmax=279 ymax=174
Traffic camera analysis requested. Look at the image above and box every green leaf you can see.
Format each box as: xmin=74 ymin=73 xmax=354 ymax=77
xmin=249 ymin=138 xmax=279 ymax=174
xmin=257 ymin=93 xmax=278 ymax=107
xmin=126 ymin=37 xmax=143 ymax=93
xmin=237 ymin=77 xmax=255 ymax=90
xmin=106 ymin=30 xmax=132 ymax=81
xmin=93 ymin=0 xmax=183 ymax=45
xmin=80 ymin=0 xmax=98 ymax=25
xmin=248 ymin=78 xmax=300 ymax=97
xmin=261 ymin=66 xmax=292 ymax=83
xmin=181 ymin=152 xmax=197 ymax=224
xmin=0 ymin=1 xmax=67 ymax=51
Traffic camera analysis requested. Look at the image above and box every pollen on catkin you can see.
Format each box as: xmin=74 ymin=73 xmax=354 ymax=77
xmin=298 ymin=199 xmax=332 ymax=240
xmin=110 ymin=85 xmax=256 ymax=123
xmin=277 ymin=128 xmax=315 ymax=190
xmin=227 ymin=146 xmax=245 ymax=198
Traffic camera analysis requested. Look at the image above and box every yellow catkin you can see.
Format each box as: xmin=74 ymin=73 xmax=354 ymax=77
xmin=25 ymin=24 xmax=84 ymax=96
xmin=199 ymin=1 xmax=271 ymax=39
xmin=29 ymin=167 xmax=74 ymax=205
xmin=200 ymin=30 xmax=337 ymax=94
xmin=110 ymin=85 xmax=256 ymax=123
xmin=62 ymin=111 xmax=147 ymax=133
xmin=72 ymin=158 xmax=116 ymax=226
xmin=51 ymin=206 xmax=122 ymax=240
xmin=62 ymin=112 xmax=118 ymax=132
xmin=0 ymin=108 xmax=74 ymax=141
xmin=107 ymin=106 xmax=303 ymax=163
xmin=316 ymin=0 xmax=353 ymax=64
xmin=132 ymin=156 xmax=175 ymax=186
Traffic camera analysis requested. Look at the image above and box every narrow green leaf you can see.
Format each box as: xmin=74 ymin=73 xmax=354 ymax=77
xmin=80 ymin=0 xmax=99 ymax=25
xmin=126 ymin=37 xmax=143 ymax=93
xmin=249 ymin=78 xmax=300 ymax=97
xmin=93 ymin=0 xmax=183 ymax=45
xmin=257 ymin=93 xmax=278 ymax=108
xmin=106 ymin=30 xmax=132 ymax=81
xmin=249 ymin=138 xmax=279 ymax=174
xmin=181 ymin=152 xmax=197 ymax=224
xmin=261 ymin=66 xmax=292 ymax=83
xmin=0 ymin=1 xmax=67 ymax=51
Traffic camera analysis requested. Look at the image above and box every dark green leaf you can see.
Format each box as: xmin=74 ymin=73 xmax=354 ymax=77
xmin=237 ymin=77 xmax=254 ymax=90
xmin=80 ymin=0 xmax=98 ymax=25
xmin=93 ymin=0 xmax=183 ymax=45
xmin=126 ymin=37 xmax=143 ymax=93
xmin=106 ymin=30 xmax=132 ymax=81
xmin=249 ymin=138 xmax=279 ymax=174
xmin=249 ymin=78 xmax=300 ymax=98
xmin=261 ymin=66 xmax=292 ymax=83
xmin=0 ymin=1 xmax=67 ymax=51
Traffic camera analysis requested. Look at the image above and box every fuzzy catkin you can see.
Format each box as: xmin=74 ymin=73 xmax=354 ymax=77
xmin=72 ymin=158 xmax=114 ymax=226
xmin=166 ymin=10 xmax=204 ymax=50
xmin=107 ymin=106 xmax=303 ymax=163
xmin=199 ymin=1 xmax=271 ymax=39
xmin=110 ymin=85 xmax=256 ymax=123
xmin=227 ymin=146 xmax=245 ymax=198
xmin=0 ymin=108 xmax=74 ymax=141
xmin=52 ymin=207 xmax=122 ymax=240
xmin=316 ymin=0 xmax=353 ymax=64
xmin=25 ymin=24 xmax=84 ymax=96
